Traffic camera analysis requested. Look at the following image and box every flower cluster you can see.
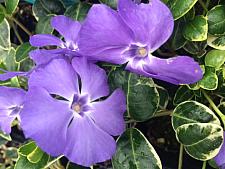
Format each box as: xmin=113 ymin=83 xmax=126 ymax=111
xmin=0 ymin=0 xmax=203 ymax=167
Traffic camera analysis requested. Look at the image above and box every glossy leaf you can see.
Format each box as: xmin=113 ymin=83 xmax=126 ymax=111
xmin=0 ymin=19 xmax=10 ymax=50
xmin=207 ymin=35 xmax=225 ymax=50
xmin=207 ymin=5 xmax=225 ymax=36
xmin=35 ymin=15 xmax=54 ymax=34
xmin=183 ymin=15 xmax=208 ymax=41
xmin=127 ymin=74 xmax=159 ymax=121
xmin=99 ymin=0 xmax=117 ymax=9
xmin=199 ymin=67 xmax=218 ymax=90
xmin=157 ymin=85 xmax=169 ymax=110
xmin=33 ymin=0 xmax=65 ymax=20
xmin=172 ymin=101 xmax=221 ymax=130
xmin=112 ymin=128 xmax=162 ymax=169
xmin=183 ymin=41 xmax=207 ymax=58
xmin=5 ymin=0 xmax=19 ymax=15
xmin=173 ymin=85 xmax=194 ymax=105
xmin=64 ymin=2 xmax=91 ymax=21
xmin=166 ymin=0 xmax=198 ymax=20
xmin=176 ymin=123 xmax=223 ymax=160
xmin=4 ymin=48 xmax=18 ymax=71
xmin=172 ymin=101 xmax=224 ymax=161
xmin=205 ymin=50 xmax=225 ymax=70
xmin=16 ymin=42 xmax=35 ymax=63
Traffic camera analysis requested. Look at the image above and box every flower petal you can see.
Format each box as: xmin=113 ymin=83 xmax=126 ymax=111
xmin=51 ymin=15 xmax=81 ymax=42
xmin=64 ymin=116 xmax=116 ymax=167
xmin=214 ymin=132 xmax=225 ymax=167
xmin=0 ymin=70 xmax=28 ymax=81
xmin=118 ymin=0 xmax=174 ymax=51
xmin=90 ymin=89 xmax=126 ymax=136
xmin=20 ymin=87 xmax=72 ymax=156
xmin=29 ymin=58 xmax=79 ymax=100
xmin=29 ymin=34 xmax=64 ymax=47
xmin=78 ymin=4 xmax=133 ymax=64
xmin=0 ymin=87 xmax=26 ymax=109
xmin=29 ymin=49 xmax=63 ymax=66
xmin=72 ymin=57 xmax=109 ymax=101
xmin=126 ymin=55 xmax=203 ymax=85
xmin=0 ymin=112 xmax=16 ymax=134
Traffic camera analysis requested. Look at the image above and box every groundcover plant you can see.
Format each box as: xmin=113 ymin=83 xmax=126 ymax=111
xmin=0 ymin=0 xmax=225 ymax=169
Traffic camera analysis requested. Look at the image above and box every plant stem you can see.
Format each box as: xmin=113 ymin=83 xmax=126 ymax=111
xmin=153 ymin=110 xmax=173 ymax=118
xmin=202 ymin=90 xmax=225 ymax=128
xmin=206 ymin=0 xmax=210 ymax=8
xmin=11 ymin=17 xmax=32 ymax=36
xmin=11 ymin=22 xmax=23 ymax=44
xmin=198 ymin=0 xmax=208 ymax=14
xmin=44 ymin=155 xmax=63 ymax=169
xmin=202 ymin=161 xmax=207 ymax=169
xmin=178 ymin=144 xmax=184 ymax=169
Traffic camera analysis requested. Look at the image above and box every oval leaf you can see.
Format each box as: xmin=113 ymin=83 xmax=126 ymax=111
xmin=207 ymin=35 xmax=225 ymax=50
xmin=112 ymin=128 xmax=162 ymax=169
xmin=205 ymin=50 xmax=225 ymax=70
xmin=183 ymin=15 xmax=208 ymax=41
xmin=167 ymin=0 xmax=198 ymax=20
xmin=207 ymin=5 xmax=225 ymax=36
xmin=0 ymin=19 xmax=10 ymax=50
xmin=16 ymin=42 xmax=35 ymax=63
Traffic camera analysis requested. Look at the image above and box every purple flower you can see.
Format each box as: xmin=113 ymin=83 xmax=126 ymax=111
xmin=214 ymin=132 xmax=225 ymax=168
xmin=78 ymin=0 xmax=203 ymax=85
xmin=0 ymin=87 xmax=26 ymax=134
xmin=30 ymin=15 xmax=81 ymax=57
xmin=20 ymin=57 xmax=126 ymax=166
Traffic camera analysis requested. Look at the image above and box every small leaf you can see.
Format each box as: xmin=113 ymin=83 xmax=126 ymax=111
xmin=127 ymin=74 xmax=159 ymax=121
xmin=205 ymin=50 xmax=225 ymax=70
xmin=4 ymin=47 xmax=18 ymax=71
xmin=172 ymin=101 xmax=221 ymax=130
xmin=199 ymin=67 xmax=218 ymax=90
xmin=207 ymin=5 xmax=225 ymax=36
xmin=35 ymin=15 xmax=54 ymax=34
xmin=5 ymin=0 xmax=19 ymax=15
xmin=33 ymin=0 xmax=65 ymax=20
xmin=183 ymin=15 xmax=208 ymax=41
xmin=176 ymin=123 xmax=223 ymax=160
xmin=27 ymin=147 xmax=44 ymax=163
xmin=183 ymin=41 xmax=207 ymax=58
xmin=166 ymin=0 xmax=198 ymax=20
xmin=18 ymin=142 xmax=37 ymax=156
xmin=99 ymin=0 xmax=117 ymax=9
xmin=207 ymin=35 xmax=225 ymax=50
xmin=112 ymin=128 xmax=162 ymax=169
xmin=157 ymin=85 xmax=169 ymax=110
xmin=64 ymin=2 xmax=91 ymax=21
xmin=15 ymin=43 xmax=35 ymax=63
xmin=0 ymin=19 xmax=10 ymax=50
xmin=173 ymin=85 xmax=194 ymax=105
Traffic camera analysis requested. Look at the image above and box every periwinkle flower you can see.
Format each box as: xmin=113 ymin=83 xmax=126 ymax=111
xmin=0 ymin=87 xmax=26 ymax=134
xmin=214 ymin=132 xmax=225 ymax=168
xmin=30 ymin=15 xmax=81 ymax=57
xmin=78 ymin=0 xmax=203 ymax=85
xmin=20 ymin=57 xmax=126 ymax=166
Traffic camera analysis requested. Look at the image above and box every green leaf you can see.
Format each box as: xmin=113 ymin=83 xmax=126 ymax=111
xmin=99 ymin=0 xmax=117 ymax=9
xmin=15 ymin=43 xmax=35 ymax=63
xmin=157 ymin=85 xmax=169 ymax=110
xmin=207 ymin=5 xmax=225 ymax=36
xmin=183 ymin=15 xmax=208 ymax=41
xmin=207 ymin=35 xmax=225 ymax=50
xmin=112 ymin=128 xmax=162 ymax=169
xmin=172 ymin=101 xmax=221 ymax=130
xmin=27 ymin=147 xmax=44 ymax=163
xmin=166 ymin=20 xmax=187 ymax=50
xmin=166 ymin=0 xmax=198 ymax=20
xmin=18 ymin=142 xmax=37 ymax=157
xmin=33 ymin=0 xmax=65 ymax=20
xmin=205 ymin=50 xmax=225 ymax=70
xmin=173 ymin=85 xmax=194 ymax=105
xmin=176 ymin=123 xmax=223 ymax=160
xmin=64 ymin=2 xmax=91 ymax=21
xmin=0 ymin=131 xmax=11 ymax=141
xmin=199 ymin=67 xmax=218 ymax=90
xmin=127 ymin=74 xmax=159 ymax=121
xmin=15 ymin=154 xmax=49 ymax=169
xmin=5 ymin=0 xmax=19 ymax=15
xmin=183 ymin=41 xmax=207 ymax=58
xmin=4 ymin=47 xmax=18 ymax=71
xmin=108 ymin=68 xmax=160 ymax=121
xmin=0 ymin=19 xmax=10 ymax=49
xmin=172 ymin=101 xmax=224 ymax=161
xmin=35 ymin=15 xmax=54 ymax=34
